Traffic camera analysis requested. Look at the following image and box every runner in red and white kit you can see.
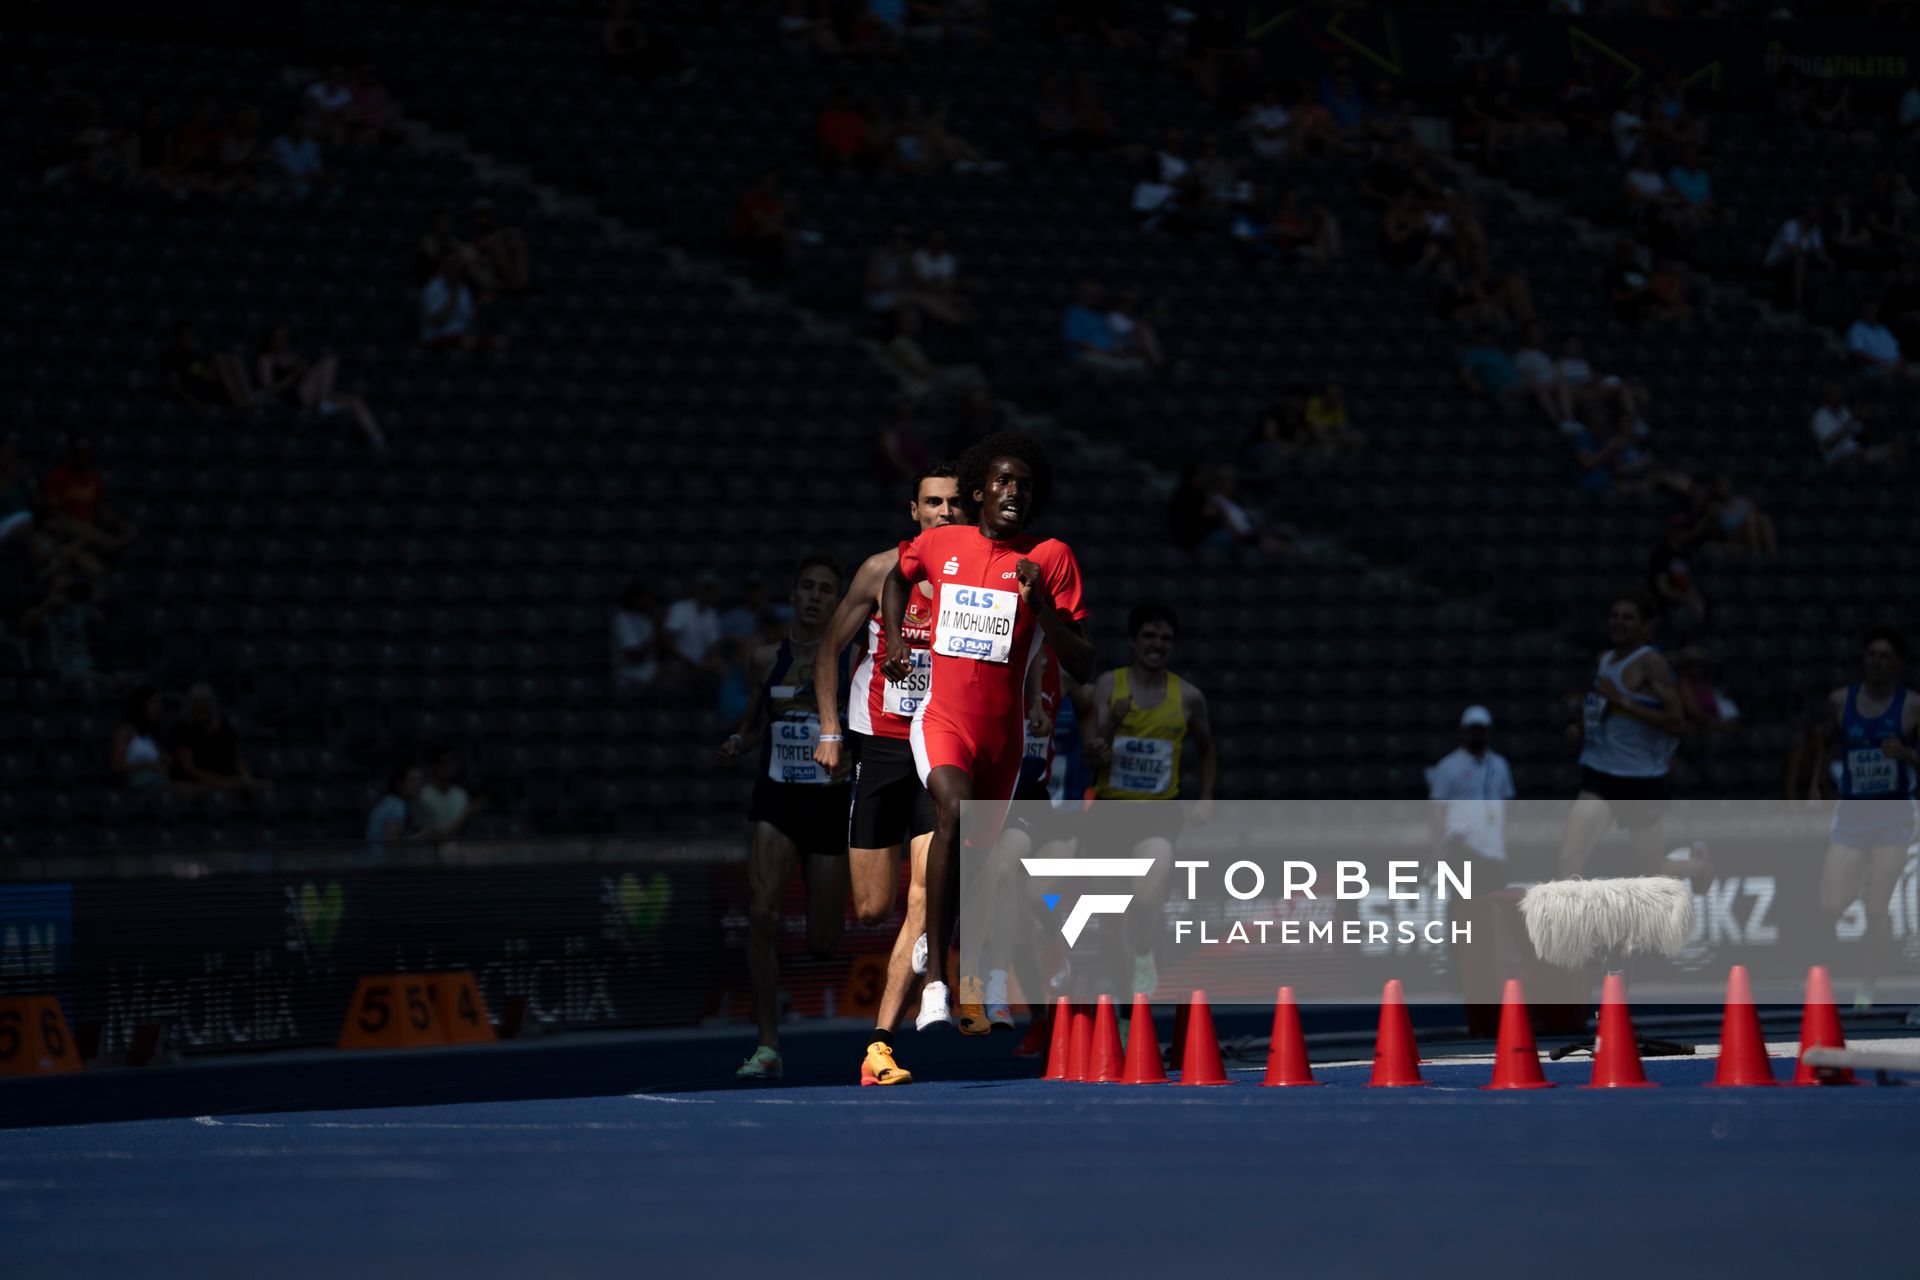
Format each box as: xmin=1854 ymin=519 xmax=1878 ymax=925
xmin=812 ymin=464 xmax=961 ymax=1085
xmin=882 ymin=432 xmax=1094 ymax=1030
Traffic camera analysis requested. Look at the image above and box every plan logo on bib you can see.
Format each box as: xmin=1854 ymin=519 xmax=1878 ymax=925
xmin=1020 ymin=856 xmax=1155 ymax=946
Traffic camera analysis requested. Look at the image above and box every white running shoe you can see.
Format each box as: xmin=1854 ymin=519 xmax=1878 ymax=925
xmin=911 ymin=932 xmax=928 ymax=976
xmin=916 ymin=980 xmax=953 ymax=1031
xmin=986 ymin=969 xmax=1013 ymax=1029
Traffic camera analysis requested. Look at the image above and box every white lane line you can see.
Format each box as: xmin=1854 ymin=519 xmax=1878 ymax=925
xmin=626 ymin=1092 xmax=714 ymax=1104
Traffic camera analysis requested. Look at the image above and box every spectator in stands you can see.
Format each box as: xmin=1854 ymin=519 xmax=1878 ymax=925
xmin=1569 ymin=420 xmax=1621 ymax=496
xmin=877 ymin=307 xmax=979 ymax=399
xmin=1131 ymin=156 xmax=1188 ymax=235
xmin=418 ymin=208 xmax=467 ymax=283
xmin=268 ymin=115 xmax=332 ymax=201
xmin=126 ymin=103 xmax=181 ymax=197
xmin=1241 ymin=188 xmax=1342 ymax=266
xmin=720 ymin=572 xmax=788 ymax=643
xmin=1764 ymin=201 xmax=1830 ymax=311
xmin=420 ymin=254 xmax=500 ymax=351
xmin=1706 ymin=474 xmax=1777 ymax=557
xmin=1882 ymin=258 xmax=1920 ymax=354
xmin=1666 ymin=147 xmax=1714 ymax=218
xmin=866 ymin=223 xmax=923 ymax=321
xmin=414 ymin=746 xmax=486 ymax=840
xmin=469 ymin=200 xmax=533 ymax=294
xmin=22 ymin=573 xmax=100 ymax=681
xmin=216 ymin=105 xmax=264 ymax=198
xmin=1809 ymin=383 xmax=1895 ymax=466
xmin=1623 ymin=152 xmax=1682 ymax=243
xmin=1556 ymin=336 xmax=1594 ymax=410
xmin=1646 ymin=514 xmax=1706 ymax=640
xmin=1169 ymin=461 xmax=1212 ymax=547
xmin=1846 ymin=301 xmax=1918 ymax=381
xmin=1243 ymin=86 xmax=1292 ymax=160
xmin=1426 ymin=706 xmax=1516 ymax=878
xmin=816 ymin=87 xmax=880 ymax=170
xmin=366 ymin=762 xmax=421 ymax=860
xmin=1306 ymin=383 xmax=1363 ymax=457
xmin=1865 ymin=169 xmax=1920 ymax=259
xmin=1193 ymin=138 xmax=1246 ymax=211
xmin=1365 ymin=81 xmax=1414 ymax=150
xmin=1646 ymin=256 xmax=1693 ymax=324
xmin=874 ymin=389 xmax=934 ymax=477
xmin=1247 ymin=391 xmax=1312 ymax=468
xmin=1783 ymin=711 xmax=1839 ymax=802
xmin=1062 ymin=280 xmax=1146 ymax=374
xmin=778 ymin=0 xmax=843 ymax=55
xmin=172 ymin=684 xmax=259 ymax=795
xmin=892 ymin=95 xmax=996 ymax=175
xmin=1459 ymin=328 xmax=1520 ymax=404
xmin=170 ymin=99 xmax=226 ymax=198
xmin=164 ymin=324 xmax=254 ymax=413
xmin=1199 ymin=466 xmax=1288 ymax=555
xmin=611 ymin=580 xmax=660 ymax=692
xmin=304 ymin=66 xmax=354 ymax=148
xmin=255 ymin=324 xmax=387 ymax=447
xmin=1431 ymin=245 xmax=1489 ymax=327
xmin=1605 ymin=237 xmax=1654 ymax=325
xmin=42 ymin=93 xmax=122 ymax=191
xmin=910 ymin=229 xmax=970 ymax=324
xmin=601 ymin=0 xmax=689 ymax=80
xmin=1106 ymin=293 xmax=1166 ymax=371
xmin=1610 ymin=91 xmax=1647 ymax=162
xmin=1900 ymin=80 xmax=1920 ymax=144
xmin=1512 ymin=321 xmax=1574 ymax=426
xmin=665 ymin=572 xmax=727 ymax=675
xmin=1319 ymin=67 xmax=1365 ymax=135
xmin=347 ymin=64 xmax=394 ymax=147
xmin=42 ymin=434 xmax=135 ymax=555
xmin=1288 ymin=83 xmax=1344 ymax=156
xmin=0 ymin=436 xmax=32 ymax=549
xmin=1827 ymin=194 xmax=1877 ymax=270
xmin=729 ymin=170 xmax=793 ymax=282
xmin=110 ymin=687 xmax=170 ymax=792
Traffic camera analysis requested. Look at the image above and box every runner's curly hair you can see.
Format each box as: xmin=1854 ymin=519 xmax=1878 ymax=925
xmin=957 ymin=431 xmax=1054 ymax=524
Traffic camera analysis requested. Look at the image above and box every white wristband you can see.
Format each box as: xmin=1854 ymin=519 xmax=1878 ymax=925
xmin=818 ymin=734 xmax=844 ymax=743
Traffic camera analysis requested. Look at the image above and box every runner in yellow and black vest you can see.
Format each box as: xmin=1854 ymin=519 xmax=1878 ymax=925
xmin=1086 ymin=602 xmax=1215 ymax=999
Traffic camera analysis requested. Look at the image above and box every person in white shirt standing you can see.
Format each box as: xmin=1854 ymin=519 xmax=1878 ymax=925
xmin=663 ymin=572 xmax=726 ymax=675
xmin=1427 ymin=705 xmax=1516 ymax=883
xmin=610 ymin=579 xmax=659 ymax=691
xmin=1764 ymin=202 xmax=1830 ymax=311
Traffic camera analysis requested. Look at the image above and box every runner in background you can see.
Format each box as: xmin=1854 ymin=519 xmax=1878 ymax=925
xmin=811 ymin=464 xmax=961 ymax=1085
xmin=719 ymin=553 xmax=849 ymax=1080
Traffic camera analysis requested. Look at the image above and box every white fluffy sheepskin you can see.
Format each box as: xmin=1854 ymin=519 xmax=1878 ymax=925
xmin=1518 ymin=878 xmax=1695 ymax=969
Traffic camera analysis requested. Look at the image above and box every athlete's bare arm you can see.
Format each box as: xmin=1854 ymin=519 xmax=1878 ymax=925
xmin=1601 ymin=651 xmax=1687 ymax=736
xmin=1013 ymin=557 xmax=1094 ymax=684
xmin=1184 ymin=680 xmax=1216 ymax=821
xmin=1889 ymin=689 xmax=1920 ymax=764
xmin=813 ymin=548 xmax=897 ymax=772
xmin=1085 ymin=669 xmax=1117 ymax=767
xmin=717 ymin=643 xmax=777 ymax=765
xmin=880 ymin=565 xmax=913 ymax=681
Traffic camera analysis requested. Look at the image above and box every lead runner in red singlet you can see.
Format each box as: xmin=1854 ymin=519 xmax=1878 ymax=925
xmin=811 ymin=463 xmax=961 ymax=1085
xmin=881 ymin=432 xmax=1094 ymax=1031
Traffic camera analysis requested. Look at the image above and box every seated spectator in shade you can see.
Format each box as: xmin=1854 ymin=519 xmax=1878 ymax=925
xmin=1199 ymin=466 xmax=1289 ymax=555
xmin=23 ymin=573 xmax=100 ymax=681
xmin=1062 ymin=280 xmax=1146 ymax=373
xmin=1105 ymin=293 xmax=1166 ymax=371
xmin=1511 ymin=321 xmax=1573 ymax=425
xmin=1646 ymin=257 xmax=1692 ymax=323
xmin=1379 ymin=191 xmax=1436 ymax=272
xmin=729 ymin=170 xmax=792 ymax=282
xmin=216 ymin=105 xmax=264 ymax=198
xmin=170 ymin=99 xmax=226 ymax=197
xmin=1239 ymin=188 xmax=1342 ymax=266
xmin=892 ymin=95 xmax=996 ymax=174
xmin=1319 ymin=68 xmax=1365 ymax=134
xmin=303 ymin=66 xmax=354 ymax=147
xmin=1646 ymin=514 xmax=1707 ymax=640
xmin=164 ymin=324 xmax=254 ymax=412
xmin=665 ymin=573 xmax=727 ymax=674
xmin=1556 ymin=336 xmax=1594 ymax=406
xmin=110 ymin=686 xmax=171 ymax=791
xmin=1883 ymin=258 xmax=1920 ymax=354
xmin=1242 ymin=86 xmax=1292 ymax=159
xmin=420 ymin=255 xmax=501 ymax=352
xmin=911 ymin=229 xmax=970 ymax=323
xmin=256 ymin=324 xmax=387 ymax=447
xmin=720 ymin=572 xmax=785 ymax=644
xmin=1666 ymin=146 xmax=1714 ymax=215
xmin=877 ymin=307 xmax=981 ymax=399
xmin=172 ymin=684 xmax=259 ymax=794
xmin=414 ymin=746 xmax=486 ymax=840
xmin=348 ymin=64 xmax=394 ymax=147
xmin=42 ymin=434 xmax=136 ymax=554
xmin=1846 ymin=301 xmax=1918 ymax=380
xmin=1246 ymin=391 xmax=1312 ymax=468
xmin=1809 ymin=383 xmax=1896 ymax=465
xmin=1306 ymin=383 xmax=1363 ymax=457
xmin=1706 ymin=474 xmax=1777 ymax=557
xmin=1568 ymin=420 xmax=1621 ymax=496
xmin=874 ymin=393 xmax=933 ymax=481
xmin=469 ymin=200 xmax=533 ymax=293
xmin=611 ymin=580 xmax=660 ymax=691
xmin=1783 ymin=711 xmax=1839 ymax=802
xmin=866 ymin=222 xmax=919 ymax=318
xmin=1764 ymin=202 xmax=1829 ymax=311
xmin=366 ymin=763 xmax=421 ymax=861
xmin=816 ymin=88 xmax=879 ymax=170
xmin=418 ymin=208 xmax=469 ymax=283
xmin=0 ymin=436 xmax=33 ymax=547
xmin=1828 ymin=194 xmax=1876 ymax=269
xmin=1675 ymin=647 xmax=1740 ymax=749
xmin=1131 ymin=159 xmax=1189 ymax=235
xmin=1458 ymin=329 xmax=1518 ymax=401
xmin=1606 ymin=237 xmax=1653 ymax=325
xmin=1900 ymin=80 xmax=1920 ymax=143
xmin=269 ymin=116 xmax=331 ymax=201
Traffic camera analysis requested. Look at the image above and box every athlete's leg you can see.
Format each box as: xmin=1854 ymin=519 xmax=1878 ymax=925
xmin=1859 ymin=845 xmax=1908 ymax=994
xmin=1818 ymin=843 xmax=1870 ymax=928
xmin=923 ymin=763 xmax=974 ymax=992
xmin=1124 ymin=835 xmax=1176 ymax=994
xmin=1556 ymin=792 xmax=1616 ymax=878
xmin=746 ymin=822 xmax=801 ymax=1051
xmin=875 ymin=832 xmax=931 ymax=1034
xmin=803 ymin=852 xmax=851 ymax=956
xmin=848 ymin=845 xmax=901 ymax=927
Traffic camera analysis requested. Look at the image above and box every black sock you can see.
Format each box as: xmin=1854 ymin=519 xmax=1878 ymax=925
xmin=871 ymin=1027 xmax=894 ymax=1049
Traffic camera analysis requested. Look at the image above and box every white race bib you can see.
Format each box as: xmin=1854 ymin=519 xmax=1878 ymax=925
xmin=1582 ymin=691 xmax=1608 ymax=738
xmin=1847 ymin=748 xmax=1898 ymax=796
xmin=1111 ymin=735 xmax=1174 ymax=795
xmin=882 ymin=649 xmax=932 ymax=719
xmin=935 ymin=584 xmax=1018 ymax=665
xmin=767 ymin=715 xmax=830 ymax=785
xmin=1025 ymin=725 xmax=1051 ymax=761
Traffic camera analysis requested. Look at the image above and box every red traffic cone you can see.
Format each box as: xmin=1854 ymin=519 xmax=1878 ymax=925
xmin=1122 ymin=994 xmax=1168 ymax=1084
xmin=1368 ymin=979 xmax=1426 ymax=1087
xmin=1177 ymin=990 xmax=1231 ymax=1085
xmin=1483 ymin=978 xmax=1554 ymax=1090
xmin=1584 ymin=973 xmax=1657 ymax=1088
xmin=1043 ymin=996 xmax=1072 ymax=1081
xmin=1066 ymin=1003 xmax=1094 ymax=1082
xmin=1708 ymin=965 xmax=1777 ymax=1087
xmin=1092 ymin=995 xmax=1126 ymax=1083
xmin=1793 ymin=965 xmax=1855 ymax=1086
xmin=1262 ymin=986 xmax=1321 ymax=1087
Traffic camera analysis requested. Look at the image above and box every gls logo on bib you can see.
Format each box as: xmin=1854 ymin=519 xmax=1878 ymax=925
xmin=937 ymin=584 xmax=1017 ymax=664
